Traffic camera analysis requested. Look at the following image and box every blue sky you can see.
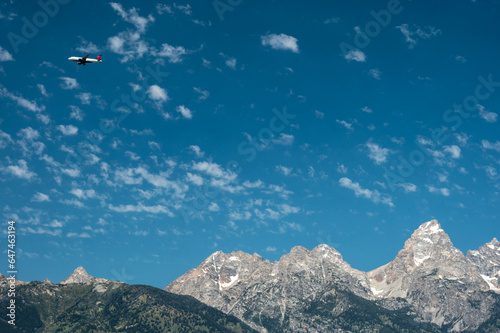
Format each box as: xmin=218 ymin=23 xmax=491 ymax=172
xmin=0 ymin=0 xmax=499 ymax=288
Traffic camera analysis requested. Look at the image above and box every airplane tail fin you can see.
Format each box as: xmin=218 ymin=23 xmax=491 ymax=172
xmin=97 ymin=55 xmax=102 ymax=62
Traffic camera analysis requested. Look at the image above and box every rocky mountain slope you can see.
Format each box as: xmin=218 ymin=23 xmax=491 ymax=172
xmin=166 ymin=220 xmax=500 ymax=332
xmin=0 ymin=268 xmax=257 ymax=333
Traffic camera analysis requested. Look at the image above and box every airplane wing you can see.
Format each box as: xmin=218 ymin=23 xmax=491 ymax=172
xmin=82 ymin=54 xmax=90 ymax=61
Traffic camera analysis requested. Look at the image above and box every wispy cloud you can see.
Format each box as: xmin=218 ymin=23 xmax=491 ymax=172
xmin=0 ymin=84 xmax=45 ymax=112
xmin=339 ymin=177 xmax=394 ymax=207
xmin=396 ymin=24 xmax=441 ymax=48
xmin=336 ymin=119 xmax=354 ymax=131
xmin=109 ymin=2 xmax=154 ymax=33
xmin=31 ymin=192 xmax=50 ymax=202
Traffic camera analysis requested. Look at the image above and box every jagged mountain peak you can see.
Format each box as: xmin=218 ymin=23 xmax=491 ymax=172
xmin=414 ymin=219 xmax=443 ymax=235
xmin=486 ymin=237 xmax=500 ymax=250
xmin=402 ymin=220 xmax=464 ymax=267
xmin=312 ymin=243 xmax=343 ymax=259
xmin=59 ymin=266 xmax=107 ymax=285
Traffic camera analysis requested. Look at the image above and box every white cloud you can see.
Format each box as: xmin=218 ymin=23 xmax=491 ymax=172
xmin=193 ymin=87 xmax=209 ymax=100
xmin=156 ymin=4 xmax=172 ymax=14
xmin=397 ymin=183 xmax=417 ymax=193
xmin=3 ymin=160 xmax=36 ymax=180
xmin=315 ymin=110 xmax=325 ymax=119
xmin=202 ymin=58 xmax=211 ymax=68
xmin=361 ymin=106 xmax=373 ymax=114
xmin=76 ymin=37 xmax=101 ymax=54
xmin=0 ymin=130 xmax=13 ymax=149
xmin=109 ymin=203 xmax=172 ymax=214
xmin=261 ymin=33 xmax=299 ymax=53
xmin=154 ymin=43 xmax=188 ymax=63
xmin=0 ymin=84 xmax=45 ymax=112
xmin=478 ymin=105 xmax=498 ymax=123
xmin=336 ymin=119 xmax=353 ymax=131
xmin=109 ymin=2 xmax=154 ymax=33
xmin=0 ymin=46 xmax=13 ymax=61
xmin=176 ymin=105 xmax=193 ymax=119
xmin=37 ymin=84 xmax=49 ymax=97
xmin=225 ymin=57 xmax=236 ymax=70
xmin=59 ymin=77 xmax=80 ymax=90
xmin=482 ymin=140 xmax=500 ymax=152
xmin=67 ymin=232 xmax=91 ymax=238
xmin=324 ymin=17 xmax=339 ymax=24
xmin=265 ymin=246 xmax=277 ymax=252
xmin=344 ymin=49 xmax=366 ymax=62
xmin=32 ymin=192 xmax=50 ymax=202
xmin=69 ymin=188 xmax=97 ymax=200
xmin=24 ymin=227 xmax=61 ymax=236
xmin=192 ymin=161 xmax=236 ymax=182
xmin=186 ymin=172 xmax=203 ymax=185
xmin=276 ymin=165 xmax=293 ymax=176
xmin=279 ymin=203 xmax=300 ymax=215
xmin=368 ymin=69 xmax=382 ymax=80
xmin=396 ymin=24 xmax=441 ymax=49
xmin=114 ymin=166 xmax=187 ymax=198
xmin=485 ymin=166 xmax=498 ymax=179
xmin=188 ymin=145 xmax=204 ymax=158
xmin=339 ymin=177 xmax=394 ymax=207
xmin=192 ymin=162 xmax=241 ymax=193
xmin=427 ymin=185 xmax=450 ymax=196
xmin=173 ymin=3 xmax=192 ymax=15
xmin=36 ymin=113 xmax=50 ymax=124
xmin=336 ymin=163 xmax=348 ymax=174
xmin=273 ymin=133 xmax=294 ymax=145
xmin=61 ymin=167 xmax=81 ymax=178
xmin=69 ymin=105 xmax=84 ymax=121
xmin=366 ymin=142 xmax=390 ymax=164
xmin=208 ymin=202 xmax=220 ymax=212
xmin=147 ymin=85 xmax=168 ymax=102
xmin=243 ymin=179 xmax=264 ymax=188
xmin=57 ymin=124 xmax=79 ymax=136
xmin=107 ymin=30 xmax=149 ymax=62
xmin=443 ymin=145 xmax=461 ymax=159
xmin=454 ymin=132 xmax=469 ymax=145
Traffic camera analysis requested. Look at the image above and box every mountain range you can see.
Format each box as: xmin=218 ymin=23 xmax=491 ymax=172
xmin=1 ymin=219 xmax=499 ymax=332
xmin=166 ymin=220 xmax=500 ymax=332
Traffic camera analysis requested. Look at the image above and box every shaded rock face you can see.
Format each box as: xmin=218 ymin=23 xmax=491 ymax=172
xmin=467 ymin=238 xmax=500 ymax=292
xmin=166 ymin=220 xmax=500 ymax=332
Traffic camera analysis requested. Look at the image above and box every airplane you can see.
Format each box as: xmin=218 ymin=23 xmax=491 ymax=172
xmin=68 ymin=54 xmax=102 ymax=65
